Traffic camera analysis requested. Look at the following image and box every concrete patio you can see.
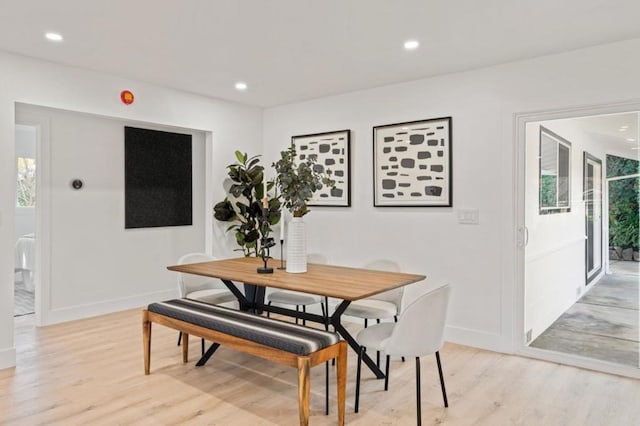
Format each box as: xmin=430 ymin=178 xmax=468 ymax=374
xmin=530 ymin=260 xmax=639 ymax=367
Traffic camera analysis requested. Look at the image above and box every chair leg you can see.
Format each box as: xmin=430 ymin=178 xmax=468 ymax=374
xmin=201 ymin=338 xmax=205 ymax=356
xmin=416 ymin=357 xmax=422 ymax=426
xmin=296 ymin=305 xmax=300 ymax=324
xmin=384 ymin=354 xmax=390 ymax=391
xmin=321 ymin=302 xmax=328 ymax=331
xmin=436 ymin=351 xmax=448 ymax=407
xmin=377 ymin=319 xmax=381 ymax=324
xmin=267 ymin=301 xmax=272 ymax=318
xmin=177 ymin=331 xmax=182 ymax=346
xmin=364 ymin=318 xmax=368 ymax=328
xmin=302 ymin=305 xmax=306 ymax=326
xmin=355 ymin=345 xmax=364 ymax=413
xmin=377 ymin=351 xmax=380 ymax=368
xmin=325 ymin=361 xmax=330 ymax=415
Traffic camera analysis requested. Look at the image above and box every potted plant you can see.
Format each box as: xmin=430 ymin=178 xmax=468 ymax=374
xmin=214 ymin=151 xmax=280 ymax=257
xmin=273 ymin=143 xmax=334 ymax=272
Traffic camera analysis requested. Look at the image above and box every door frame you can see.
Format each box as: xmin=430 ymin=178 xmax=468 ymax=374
xmin=583 ymin=152 xmax=603 ymax=285
xmin=15 ymin=111 xmax=52 ymax=326
xmin=514 ymin=100 xmax=640 ymax=379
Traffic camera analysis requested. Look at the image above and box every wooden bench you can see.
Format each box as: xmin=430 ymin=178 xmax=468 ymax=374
xmin=143 ymin=298 xmax=347 ymax=426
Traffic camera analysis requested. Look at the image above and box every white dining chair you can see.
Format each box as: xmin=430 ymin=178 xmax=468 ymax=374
xmin=176 ymin=253 xmax=236 ymax=352
xmin=354 ymin=284 xmax=451 ymax=425
xmin=342 ymin=259 xmax=403 ymax=365
xmin=343 ymin=259 xmax=403 ymax=326
xmin=265 ymin=253 xmax=328 ymax=328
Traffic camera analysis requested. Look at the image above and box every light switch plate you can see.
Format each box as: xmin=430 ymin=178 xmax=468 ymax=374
xmin=458 ymin=208 xmax=479 ymax=224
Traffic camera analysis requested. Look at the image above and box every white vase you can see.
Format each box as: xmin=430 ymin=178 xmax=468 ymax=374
xmin=286 ymin=217 xmax=307 ymax=273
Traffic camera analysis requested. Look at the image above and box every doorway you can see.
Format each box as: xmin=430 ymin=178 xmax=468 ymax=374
xmin=519 ymin=108 xmax=639 ymax=375
xmin=14 ymin=124 xmax=37 ymax=317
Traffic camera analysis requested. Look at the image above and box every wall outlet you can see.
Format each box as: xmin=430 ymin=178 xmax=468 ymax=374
xmin=457 ymin=208 xmax=479 ymax=224
xmin=526 ymin=329 xmax=533 ymax=343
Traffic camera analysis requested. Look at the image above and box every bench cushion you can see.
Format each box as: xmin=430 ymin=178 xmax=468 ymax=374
xmin=148 ymin=299 xmax=340 ymax=356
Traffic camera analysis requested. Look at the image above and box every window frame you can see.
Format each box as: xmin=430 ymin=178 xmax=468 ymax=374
xmin=539 ymin=126 xmax=571 ymax=215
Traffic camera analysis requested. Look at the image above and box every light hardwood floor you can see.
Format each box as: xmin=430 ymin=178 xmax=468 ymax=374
xmin=2 ymin=309 xmax=640 ymax=425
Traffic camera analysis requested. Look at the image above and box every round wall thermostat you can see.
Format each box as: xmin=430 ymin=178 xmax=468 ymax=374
xmin=71 ymin=179 xmax=83 ymax=190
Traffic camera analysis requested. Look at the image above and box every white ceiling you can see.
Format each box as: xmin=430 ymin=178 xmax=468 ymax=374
xmin=1 ymin=0 xmax=640 ymax=107
xmin=572 ymin=112 xmax=639 ymax=155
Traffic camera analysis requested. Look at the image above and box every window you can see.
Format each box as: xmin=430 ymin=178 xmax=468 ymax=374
xmin=16 ymin=157 xmax=36 ymax=207
xmin=539 ymin=127 xmax=570 ymax=214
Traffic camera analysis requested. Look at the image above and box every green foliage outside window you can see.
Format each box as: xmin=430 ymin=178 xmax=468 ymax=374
xmin=607 ymin=155 xmax=639 ymax=250
xmin=16 ymin=157 xmax=36 ymax=207
xmin=540 ymin=175 xmax=557 ymax=209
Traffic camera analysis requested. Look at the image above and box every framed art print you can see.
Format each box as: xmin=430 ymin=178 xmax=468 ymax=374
xmin=373 ymin=117 xmax=452 ymax=207
xmin=292 ymin=129 xmax=351 ymax=207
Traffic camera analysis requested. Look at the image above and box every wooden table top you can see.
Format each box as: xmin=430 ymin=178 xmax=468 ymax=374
xmin=167 ymin=257 xmax=425 ymax=301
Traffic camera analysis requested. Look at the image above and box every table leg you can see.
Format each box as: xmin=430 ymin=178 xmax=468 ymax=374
xmin=218 ymin=280 xmax=385 ymax=379
xmin=221 ymin=279 xmax=250 ymax=310
xmin=331 ymin=300 xmax=385 ymax=379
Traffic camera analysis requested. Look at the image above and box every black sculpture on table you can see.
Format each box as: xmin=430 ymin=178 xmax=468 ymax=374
xmin=257 ymin=196 xmax=275 ymax=274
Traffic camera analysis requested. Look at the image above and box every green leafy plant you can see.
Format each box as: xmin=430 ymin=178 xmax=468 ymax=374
xmin=214 ymin=151 xmax=281 ymax=256
xmin=273 ymin=143 xmax=335 ymax=217
xmin=607 ymin=155 xmax=639 ymax=250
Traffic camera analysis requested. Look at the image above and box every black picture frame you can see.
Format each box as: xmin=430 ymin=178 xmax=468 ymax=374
xmin=292 ymin=129 xmax=351 ymax=207
xmin=373 ymin=117 xmax=452 ymax=207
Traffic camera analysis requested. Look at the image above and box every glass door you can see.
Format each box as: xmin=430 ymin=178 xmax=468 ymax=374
xmin=583 ymin=153 xmax=602 ymax=284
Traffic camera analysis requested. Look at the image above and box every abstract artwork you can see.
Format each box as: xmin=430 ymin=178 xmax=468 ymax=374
xmin=292 ymin=129 xmax=351 ymax=206
xmin=373 ymin=117 xmax=452 ymax=207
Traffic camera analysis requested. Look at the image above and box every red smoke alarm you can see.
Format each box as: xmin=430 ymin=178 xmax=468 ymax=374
xmin=120 ymin=90 xmax=135 ymax=105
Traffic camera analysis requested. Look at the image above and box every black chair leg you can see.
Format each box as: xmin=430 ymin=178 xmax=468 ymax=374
xmin=416 ymin=357 xmax=422 ymax=426
xmin=384 ymin=354 xmax=390 ymax=391
xmin=377 ymin=319 xmax=381 ymax=324
xmin=177 ymin=331 xmax=182 ymax=346
xmin=436 ymin=351 xmax=448 ymax=407
xmin=320 ymin=302 xmax=328 ymax=331
xmin=201 ymin=338 xmax=205 ymax=356
xmin=302 ymin=305 xmax=306 ymax=326
xmin=355 ymin=345 xmax=364 ymax=413
xmin=296 ymin=305 xmax=300 ymax=324
xmin=364 ymin=318 xmax=368 ymax=328
xmin=267 ymin=301 xmax=272 ymax=318
xmin=325 ymin=361 xmax=329 ymax=415
xmin=377 ymin=351 xmax=380 ymax=368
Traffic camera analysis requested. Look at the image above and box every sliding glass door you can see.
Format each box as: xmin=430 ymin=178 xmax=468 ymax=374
xmin=584 ymin=153 xmax=602 ymax=284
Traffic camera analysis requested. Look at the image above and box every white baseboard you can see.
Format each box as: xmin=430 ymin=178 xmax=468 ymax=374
xmin=0 ymin=347 xmax=16 ymax=370
xmin=42 ymin=289 xmax=176 ymax=326
xmin=444 ymin=325 xmax=504 ymax=352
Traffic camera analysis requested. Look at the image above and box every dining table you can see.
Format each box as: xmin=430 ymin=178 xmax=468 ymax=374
xmin=167 ymin=256 xmax=425 ymax=379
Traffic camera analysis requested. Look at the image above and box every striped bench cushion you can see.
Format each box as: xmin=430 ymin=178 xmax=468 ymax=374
xmin=148 ymin=299 xmax=340 ymax=356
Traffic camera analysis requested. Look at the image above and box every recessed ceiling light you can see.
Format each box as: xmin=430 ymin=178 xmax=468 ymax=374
xmin=45 ymin=32 xmax=63 ymax=42
xmin=235 ymin=82 xmax=247 ymax=91
xmin=403 ymin=40 xmax=419 ymax=50
xmin=619 ymin=126 xmax=629 ymax=131
xmin=627 ymin=138 xmax=636 ymax=142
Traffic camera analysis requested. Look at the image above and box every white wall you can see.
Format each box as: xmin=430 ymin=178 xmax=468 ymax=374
xmin=263 ymin=38 xmax=640 ymax=352
xmin=17 ymin=104 xmax=209 ymax=314
xmin=0 ymin=51 xmax=263 ymax=369
xmin=524 ymin=120 xmax=610 ymax=341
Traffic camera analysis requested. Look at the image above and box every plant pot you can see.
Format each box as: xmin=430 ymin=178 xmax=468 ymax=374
xmin=286 ymin=217 xmax=307 ymax=273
